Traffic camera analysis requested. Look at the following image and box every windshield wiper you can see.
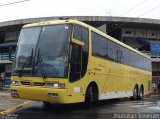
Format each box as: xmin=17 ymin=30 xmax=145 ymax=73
xmin=39 ymin=56 xmax=47 ymax=79
xmin=18 ymin=49 xmax=33 ymax=77
xmin=37 ymin=48 xmax=47 ymax=79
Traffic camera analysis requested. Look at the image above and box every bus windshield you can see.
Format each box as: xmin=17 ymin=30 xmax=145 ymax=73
xmin=12 ymin=24 xmax=72 ymax=78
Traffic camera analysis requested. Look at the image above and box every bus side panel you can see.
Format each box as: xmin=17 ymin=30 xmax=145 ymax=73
xmin=88 ymin=57 xmax=110 ymax=99
xmin=89 ymin=43 xmax=151 ymax=100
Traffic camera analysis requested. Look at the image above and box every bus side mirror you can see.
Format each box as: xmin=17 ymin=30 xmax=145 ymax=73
xmin=71 ymin=39 xmax=84 ymax=46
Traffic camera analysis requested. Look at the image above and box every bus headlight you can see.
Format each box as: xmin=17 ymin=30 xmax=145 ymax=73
xmin=45 ymin=83 xmax=65 ymax=89
xmin=11 ymin=81 xmax=20 ymax=86
xmin=45 ymin=83 xmax=58 ymax=88
xmin=53 ymin=83 xmax=59 ymax=87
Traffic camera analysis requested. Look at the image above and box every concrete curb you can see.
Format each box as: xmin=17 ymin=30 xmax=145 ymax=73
xmin=0 ymin=93 xmax=10 ymax=97
xmin=0 ymin=100 xmax=32 ymax=116
xmin=150 ymin=94 xmax=160 ymax=97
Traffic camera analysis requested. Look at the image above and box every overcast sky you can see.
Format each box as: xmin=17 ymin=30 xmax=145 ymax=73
xmin=0 ymin=0 xmax=160 ymax=22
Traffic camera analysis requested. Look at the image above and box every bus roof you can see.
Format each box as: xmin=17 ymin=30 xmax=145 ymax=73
xmin=23 ymin=19 xmax=151 ymax=59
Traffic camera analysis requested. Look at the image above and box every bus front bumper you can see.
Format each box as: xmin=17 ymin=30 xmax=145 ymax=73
xmin=10 ymin=86 xmax=69 ymax=104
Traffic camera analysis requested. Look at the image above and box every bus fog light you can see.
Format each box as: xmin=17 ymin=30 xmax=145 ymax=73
xmin=48 ymin=93 xmax=58 ymax=97
xmin=11 ymin=90 xmax=19 ymax=98
xmin=59 ymin=83 xmax=65 ymax=89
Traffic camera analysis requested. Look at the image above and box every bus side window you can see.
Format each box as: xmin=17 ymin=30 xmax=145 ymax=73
xmin=117 ymin=50 xmax=122 ymax=63
xmin=69 ymin=43 xmax=82 ymax=82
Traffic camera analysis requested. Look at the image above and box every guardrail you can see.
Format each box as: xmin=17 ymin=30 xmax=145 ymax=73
xmin=0 ymin=53 xmax=15 ymax=60
xmin=0 ymin=52 xmax=159 ymax=60
xmin=141 ymin=51 xmax=160 ymax=58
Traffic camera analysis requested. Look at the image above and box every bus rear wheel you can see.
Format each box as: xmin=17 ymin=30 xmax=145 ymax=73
xmin=139 ymin=86 xmax=144 ymax=100
xmin=133 ymin=86 xmax=139 ymax=100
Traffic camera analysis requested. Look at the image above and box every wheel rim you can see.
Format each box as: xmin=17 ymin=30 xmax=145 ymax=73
xmin=140 ymin=90 xmax=143 ymax=97
xmin=140 ymin=87 xmax=144 ymax=98
xmin=90 ymin=86 xmax=93 ymax=102
xmin=133 ymin=88 xmax=137 ymax=99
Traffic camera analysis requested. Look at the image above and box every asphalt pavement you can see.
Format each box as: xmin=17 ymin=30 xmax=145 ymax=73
xmin=10 ymin=96 xmax=160 ymax=119
xmin=0 ymin=89 xmax=29 ymax=115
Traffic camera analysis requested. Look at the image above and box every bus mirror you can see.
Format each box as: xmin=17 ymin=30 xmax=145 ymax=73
xmin=71 ymin=39 xmax=84 ymax=46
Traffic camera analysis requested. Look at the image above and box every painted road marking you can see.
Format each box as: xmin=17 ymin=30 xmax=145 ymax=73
xmin=115 ymin=101 xmax=156 ymax=109
xmin=0 ymin=100 xmax=32 ymax=115
xmin=130 ymin=104 xmax=157 ymax=108
xmin=0 ymin=94 xmax=10 ymax=97
xmin=148 ymin=106 xmax=160 ymax=110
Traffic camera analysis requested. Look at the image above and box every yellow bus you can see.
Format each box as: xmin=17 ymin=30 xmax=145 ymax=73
xmin=10 ymin=19 xmax=152 ymax=107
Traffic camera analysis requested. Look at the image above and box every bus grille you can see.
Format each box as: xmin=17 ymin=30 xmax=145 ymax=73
xmin=20 ymin=81 xmax=45 ymax=86
xmin=20 ymin=81 xmax=31 ymax=86
xmin=33 ymin=82 xmax=46 ymax=86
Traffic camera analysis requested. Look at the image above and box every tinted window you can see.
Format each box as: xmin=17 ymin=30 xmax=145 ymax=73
xmin=121 ymin=47 xmax=130 ymax=65
xmin=12 ymin=24 xmax=72 ymax=78
xmin=91 ymin=31 xmax=151 ymax=71
xmin=138 ymin=55 xmax=144 ymax=69
xmin=70 ymin=43 xmax=82 ymax=82
xmin=35 ymin=24 xmax=72 ymax=78
xmin=74 ymin=25 xmax=82 ymax=41
xmin=108 ymin=40 xmax=120 ymax=61
xmin=74 ymin=25 xmax=88 ymax=43
xmin=117 ymin=50 xmax=123 ymax=63
xmin=92 ymin=32 xmax=108 ymax=58
xmin=130 ymin=52 xmax=137 ymax=67
xmin=145 ymin=58 xmax=151 ymax=71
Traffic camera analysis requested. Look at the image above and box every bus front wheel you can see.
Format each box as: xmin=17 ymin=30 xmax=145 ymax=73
xmin=43 ymin=101 xmax=51 ymax=107
xmin=84 ymin=84 xmax=98 ymax=108
xmin=84 ymin=86 xmax=93 ymax=108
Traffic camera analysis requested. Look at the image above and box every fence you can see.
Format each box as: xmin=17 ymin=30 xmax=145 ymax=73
xmin=0 ymin=53 xmax=15 ymax=60
xmin=141 ymin=51 xmax=160 ymax=58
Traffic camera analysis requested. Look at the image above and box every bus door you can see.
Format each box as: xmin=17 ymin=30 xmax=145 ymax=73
xmin=67 ymin=25 xmax=89 ymax=102
xmin=67 ymin=41 xmax=84 ymax=101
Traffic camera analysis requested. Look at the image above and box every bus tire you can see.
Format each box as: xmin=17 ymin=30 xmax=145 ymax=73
xmin=133 ymin=85 xmax=139 ymax=100
xmin=84 ymin=86 xmax=93 ymax=109
xmin=43 ymin=101 xmax=51 ymax=107
xmin=139 ymin=85 xmax=144 ymax=100
xmin=84 ymin=84 xmax=98 ymax=109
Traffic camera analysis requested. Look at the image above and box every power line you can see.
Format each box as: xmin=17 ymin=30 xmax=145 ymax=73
xmin=107 ymin=4 xmax=160 ymax=34
xmin=137 ymin=5 xmax=160 ymax=17
xmin=98 ymin=0 xmax=147 ymax=33
xmin=120 ymin=0 xmax=147 ymax=16
xmin=0 ymin=0 xmax=30 ymax=7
